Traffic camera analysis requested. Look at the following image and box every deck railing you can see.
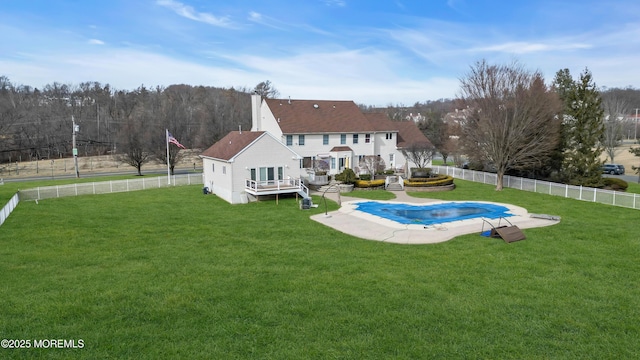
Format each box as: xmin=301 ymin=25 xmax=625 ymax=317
xmin=245 ymin=178 xmax=309 ymax=197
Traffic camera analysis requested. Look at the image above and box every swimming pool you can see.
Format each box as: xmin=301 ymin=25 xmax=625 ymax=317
xmin=354 ymin=201 xmax=514 ymax=226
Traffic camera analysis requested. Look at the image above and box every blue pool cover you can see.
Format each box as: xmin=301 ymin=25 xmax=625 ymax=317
xmin=354 ymin=201 xmax=513 ymax=226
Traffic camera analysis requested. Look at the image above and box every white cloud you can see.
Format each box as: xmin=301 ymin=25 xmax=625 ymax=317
xmin=323 ymin=0 xmax=346 ymax=7
xmin=88 ymin=39 xmax=105 ymax=45
xmin=473 ymin=41 xmax=592 ymax=54
xmin=156 ymin=0 xmax=236 ymax=28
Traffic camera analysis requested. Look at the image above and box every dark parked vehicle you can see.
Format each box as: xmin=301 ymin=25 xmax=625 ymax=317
xmin=602 ymin=164 xmax=625 ymax=175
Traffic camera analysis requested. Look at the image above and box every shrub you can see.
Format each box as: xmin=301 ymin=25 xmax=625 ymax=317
xmin=355 ymin=179 xmax=386 ymax=188
xmin=404 ymin=175 xmax=454 ymax=187
xmin=384 ymin=169 xmax=394 ymax=175
xmin=359 ymin=174 xmax=372 ymax=181
xmin=602 ymin=177 xmax=628 ymax=191
xmin=334 ymin=168 xmax=357 ymax=184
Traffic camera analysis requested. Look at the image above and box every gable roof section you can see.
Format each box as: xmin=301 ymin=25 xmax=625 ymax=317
xmin=394 ymin=121 xmax=433 ymax=148
xmin=200 ymin=131 xmax=265 ymax=161
xmin=363 ymin=112 xmax=399 ymax=132
xmin=265 ymin=98 xmax=375 ymax=134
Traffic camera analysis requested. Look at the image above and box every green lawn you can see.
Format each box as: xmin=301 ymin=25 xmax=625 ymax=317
xmin=1 ymin=181 xmax=639 ymax=359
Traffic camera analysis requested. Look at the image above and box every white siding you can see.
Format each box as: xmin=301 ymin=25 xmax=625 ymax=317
xmin=202 ymin=132 xmax=301 ymax=204
xmin=202 ymin=157 xmax=235 ymax=204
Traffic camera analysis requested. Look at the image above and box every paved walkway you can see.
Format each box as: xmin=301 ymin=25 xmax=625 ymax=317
xmin=309 ymin=190 xmax=560 ymax=244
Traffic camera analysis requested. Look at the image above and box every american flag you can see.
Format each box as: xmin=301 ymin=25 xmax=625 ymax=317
xmin=168 ymin=132 xmax=186 ymax=149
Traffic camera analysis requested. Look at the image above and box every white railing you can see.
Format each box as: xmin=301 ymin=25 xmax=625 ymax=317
xmin=0 ymin=192 xmax=20 ymax=226
xmin=245 ymin=178 xmax=309 ymax=197
xmin=431 ymin=165 xmax=640 ymax=210
xmin=18 ymin=173 xmax=203 ymax=201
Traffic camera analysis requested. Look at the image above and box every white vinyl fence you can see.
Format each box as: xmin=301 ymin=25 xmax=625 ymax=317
xmin=18 ymin=173 xmax=203 ymax=201
xmin=432 ymin=165 xmax=640 ymax=210
xmin=0 ymin=192 xmax=20 ymax=226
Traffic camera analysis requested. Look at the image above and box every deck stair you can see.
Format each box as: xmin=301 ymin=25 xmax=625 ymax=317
xmin=385 ymin=175 xmax=405 ymax=191
xmin=386 ymin=183 xmax=404 ymax=191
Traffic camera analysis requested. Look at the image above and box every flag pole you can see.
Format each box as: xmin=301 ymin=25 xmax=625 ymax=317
xmin=166 ymin=129 xmax=171 ymax=185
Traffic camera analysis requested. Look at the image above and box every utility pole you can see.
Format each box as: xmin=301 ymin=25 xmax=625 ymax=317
xmin=72 ymin=116 xmax=80 ymax=178
xmin=633 ymin=108 xmax=638 ymax=142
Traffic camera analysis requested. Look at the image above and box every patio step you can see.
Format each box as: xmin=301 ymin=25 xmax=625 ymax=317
xmin=386 ymin=183 xmax=404 ymax=191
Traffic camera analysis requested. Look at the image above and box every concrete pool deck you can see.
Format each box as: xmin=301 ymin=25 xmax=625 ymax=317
xmin=310 ymin=190 xmax=560 ymax=244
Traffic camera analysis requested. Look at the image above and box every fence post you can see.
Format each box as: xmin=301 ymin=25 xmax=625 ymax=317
xmin=75 ymin=183 xmax=78 ymax=196
xmin=110 ymin=181 xmax=113 ymax=193
xmin=93 ymin=182 xmax=96 ymax=195
xmin=127 ymin=179 xmax=129 ymax=192
xmin=593 ymin=188 xmax=596 ymax=202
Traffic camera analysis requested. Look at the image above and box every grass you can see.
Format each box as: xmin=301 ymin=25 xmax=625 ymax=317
xmin=1 ymin=181 xmax=640 ymax=358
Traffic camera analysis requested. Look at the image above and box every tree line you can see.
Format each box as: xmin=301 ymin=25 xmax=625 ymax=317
xmin=0 ymin=76 xmax=261 ymax=174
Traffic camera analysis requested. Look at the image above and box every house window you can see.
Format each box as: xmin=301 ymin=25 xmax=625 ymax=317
xmin=353 ymin=134 xmax=358 ymax=144
xmin=212 ymin=163 xmax=215 ymax=172
xmin=286 ymin=135 xmax=293 ymax=146
xmin=278 ymin=167 xmax=283 ymax=180
xmin=302 ymin=157 xmax=312 ymax=168
xmin=340 ymin=134 xmax=346 ymax=144
xmin=331 ymin=157 xmax=336 ymax=169
xmin=339 ymin=157 xmax=345 ymax=169
xmin=365 ymin=134 xmax=371 ymax=143
xmin=298 ymin=135 xmax=305 ymax=146
xmin=222 ymin=166 xmax=226 ymax=175
xmin=250 ymin=168 xmax=256 ymax=181
xmin=389 ymin=153 xmax=394 ymax=162
xmin=323 ymin=134 xmax=329 ymax=145
xmin=386 ymin=133 xmax=393 ymax=140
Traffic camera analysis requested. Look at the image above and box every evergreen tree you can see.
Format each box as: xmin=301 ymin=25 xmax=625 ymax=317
xmin=553 ymin=68 xmax=605 ymax=186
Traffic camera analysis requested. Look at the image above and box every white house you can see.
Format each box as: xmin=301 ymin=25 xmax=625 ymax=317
xmin=249 ymin=94 xmax=431 ymax=177
xmin=200 ymin=95 xmax=433 ymax=204
xmin=200 ymin=131 xmax=307 ymax=204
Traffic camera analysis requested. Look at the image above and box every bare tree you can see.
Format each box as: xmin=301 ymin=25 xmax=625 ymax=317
xmin=601 ymin=93 xmax=628 ymax=162
xmin=117 ymin=119 xmax=153 ymax=176
xmin=253 ymin=80 xmax=280 ymax=99
xmin=459 ymin=60 xmax=561 ymax=190
xmin=401 ymin=141 xmax=435 ymax=169
xmin=358 ymin=155 xmax=386 ymax=176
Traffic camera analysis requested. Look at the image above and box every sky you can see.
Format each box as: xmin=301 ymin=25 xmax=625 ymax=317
xmin=1 ymin=0 xmax=639 ymax=106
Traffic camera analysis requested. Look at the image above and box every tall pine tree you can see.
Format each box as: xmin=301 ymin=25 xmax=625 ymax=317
xmin=553 ymin=68 xmax=605 ymax=186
